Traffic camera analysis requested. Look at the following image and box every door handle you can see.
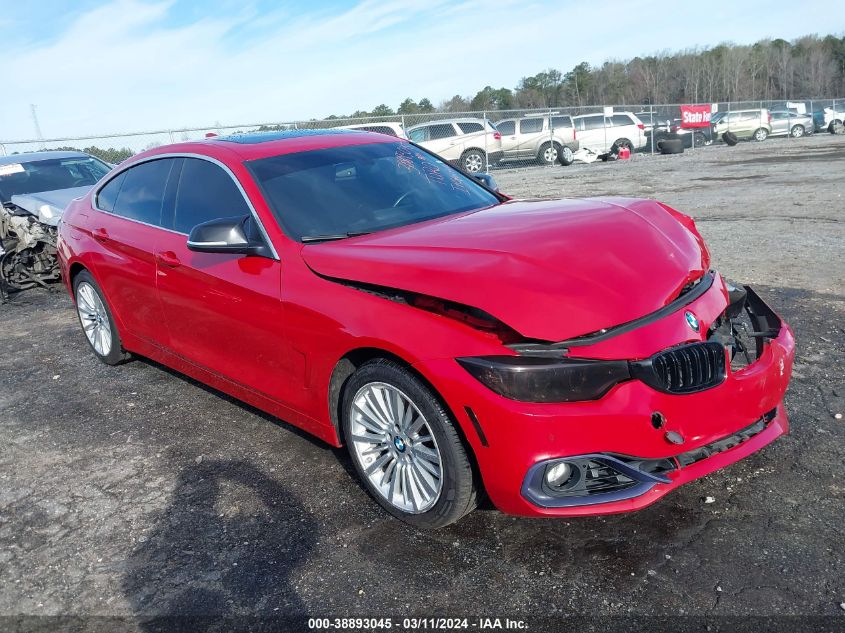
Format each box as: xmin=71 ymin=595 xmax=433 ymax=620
xmin=92 ymin=228 xmax=111 ymax=242
xmin=155 ymin=251 xmax=181 ymax=268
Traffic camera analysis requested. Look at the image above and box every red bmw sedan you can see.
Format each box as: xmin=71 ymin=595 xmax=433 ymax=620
xmin=57 ymin=130 xmax=794 ymax=528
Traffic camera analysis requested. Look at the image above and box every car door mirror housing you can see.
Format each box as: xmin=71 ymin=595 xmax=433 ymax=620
xmin=469 ymin=172 xmax=499 ymax=192
xmin=187 ymin=215 xmax=272 ymax=257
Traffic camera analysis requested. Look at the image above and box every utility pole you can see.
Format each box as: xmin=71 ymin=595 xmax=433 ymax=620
xmin=30 ymin=104 xmax=45 ymax=149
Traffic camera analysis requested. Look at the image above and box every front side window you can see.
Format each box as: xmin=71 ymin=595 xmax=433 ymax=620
xmin=248 ymin=141 xmax=501 ymax=241
xmin=110 ymin=158 xmax=175 ymax=226
xmin=408 ymin=127 xmax=429 ymax=143
xmin=580 ymin=116 xmax=606 ymax=131
xmin=429 ymin=124 xmax=457 ymax=140
xmin=173 ymin=159 xmax=251 ymax=234
xmin=519 ymin=118 xmax=544 ymax=134
xmin=457 ymin=122 xmax=483 ymax=134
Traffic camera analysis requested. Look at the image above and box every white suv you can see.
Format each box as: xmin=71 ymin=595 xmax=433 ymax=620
xmin=495 ymin=115 xmax=579 ymax=166
xmin=407 ymin=118 xmax=503 ymax=172
xmin=572 ymin=112 xmax=647 ymax=152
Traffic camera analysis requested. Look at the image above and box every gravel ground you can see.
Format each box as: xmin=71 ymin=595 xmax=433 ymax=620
xmin=1 ymin=135 xmax=844 ymax=631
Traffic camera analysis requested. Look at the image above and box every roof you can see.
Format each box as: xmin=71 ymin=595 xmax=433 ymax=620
xmin=406 ymin=117 xmax=488 ymax=130
xmin=214 ymin=128 xmax=367 ymax=144
xmin=0 ymin=150 xmax=90 ymax=165
xmin=128 ymin=128 xmax=400 ymax=163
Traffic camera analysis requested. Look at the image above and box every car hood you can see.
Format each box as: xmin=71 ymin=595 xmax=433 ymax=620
xmin=10 ymin=186 xmax=92 ymax=226
xmin=301 ymin=198 xmax=710 ymax=342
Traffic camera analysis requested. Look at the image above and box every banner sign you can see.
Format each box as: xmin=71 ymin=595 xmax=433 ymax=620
xmin=679 ymin=105 xmax=712 ymax=128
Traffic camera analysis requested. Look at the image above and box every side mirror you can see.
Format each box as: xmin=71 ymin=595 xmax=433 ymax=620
xmin=469 ymin=172 xmax=499 ymax=192
xmin=187 ymin=215 xmax=272 ymax=258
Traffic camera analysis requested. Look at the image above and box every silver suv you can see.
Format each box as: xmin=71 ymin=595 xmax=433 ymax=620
xmin=407 ymin=118 xmax=503 ymax=172
xmin=494 ymin=115 xmax=579 ymax=166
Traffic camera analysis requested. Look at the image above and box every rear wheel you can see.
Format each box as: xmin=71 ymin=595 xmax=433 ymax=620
xmin=342 ymin=359 xmax=478 ymax=529
xmin=73 ymin=270 xmax=130 ymax=365
xmin=790 ymin=124 xmax=804 ymax=138
xmin=753 ymin=127 xmax=768 ymax=141
xmin=460 ymin=149 xmax=485 ymax=173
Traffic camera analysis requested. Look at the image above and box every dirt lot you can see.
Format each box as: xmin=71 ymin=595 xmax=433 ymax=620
xmin=1 ymin=135 xmax=844 ymax=631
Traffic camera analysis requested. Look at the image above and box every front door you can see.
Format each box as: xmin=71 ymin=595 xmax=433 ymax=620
xmin=153 ymin=157 xmax=290 ymax=405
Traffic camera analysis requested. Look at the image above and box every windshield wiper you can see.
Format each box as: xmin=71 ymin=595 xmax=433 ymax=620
xmin=301 ymin=231 xmax=371 ymax=243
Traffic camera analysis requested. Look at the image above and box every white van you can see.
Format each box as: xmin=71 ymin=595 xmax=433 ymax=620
xmin=572 ymin=112 xmax=646 ymax=152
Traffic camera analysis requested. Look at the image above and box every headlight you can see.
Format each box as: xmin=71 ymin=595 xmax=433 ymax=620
xmin=456 ymin=355 xmax=631 ymax=403
xmin=37 ymin=204 xmax=63 ymax=225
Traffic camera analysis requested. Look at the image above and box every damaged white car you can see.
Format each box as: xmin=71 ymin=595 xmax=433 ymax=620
xmin=0 ymin=151 xmax=111 ymax=290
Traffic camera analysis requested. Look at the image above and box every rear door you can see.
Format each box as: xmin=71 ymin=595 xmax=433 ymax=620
xmin=577 ymin=114 xmax=610 ymax=152
xmin=495 ymin=120 xmax=518 ymax=159
xmin=516 ymin=117 xmax=545 ymax=159
xmin=154 ymin=157 xmax=290 ymax=403
xmin=423 ymin=123 xmax=461 ymax=161
xmin=88 ymin=158 xmax=179 ymax=346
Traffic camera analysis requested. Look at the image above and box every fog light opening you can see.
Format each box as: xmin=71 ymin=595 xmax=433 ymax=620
xmin=545 ymin=461 xmax=576 ymax=489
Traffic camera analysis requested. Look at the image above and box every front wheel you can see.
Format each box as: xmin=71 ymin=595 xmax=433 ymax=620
xmin=73 ymin=270 xmax=130 ymax=365
xmin=790 ymin=124 xmax=804 ymax=138
xmin=460 ymin=149 xmax=485 ymax=173
xmin=753 ymin=127 xmax=768 ymax=141
xmin=342 ymin=359 xmax=478 ymax=529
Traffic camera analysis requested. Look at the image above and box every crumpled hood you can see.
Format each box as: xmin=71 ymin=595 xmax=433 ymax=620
xmin=10 ymin=186 xmax=91 ymax=226
xmin=302 ymin=197 xmax=710 ymax=342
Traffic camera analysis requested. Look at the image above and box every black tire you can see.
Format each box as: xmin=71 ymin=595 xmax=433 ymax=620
xmin=659 ymin=138 xmax=684 ymax=154
xmin=341 ymin=359 xmax=478 ymax=529
xmin=789 ymin=124 xmax=805 ymax=138
xmin=537 ymin=142 xmax=562 ymax=166
xmin=558 ymin=145 xmax=575 ymax=166
xmin=613 ymin=138 xmax=633 ymax=151
xmin=693 ymin=131 xmax=707 ymax=146
xmin=752 ymin=127 xmax=768 ymax=141
xmin=722 ymin=131 xmax=739 ymax=146
xmin=72 ymin=270 xmax=131 ymax=365
xmin=460 ymin=149 xmax=486 ymax=173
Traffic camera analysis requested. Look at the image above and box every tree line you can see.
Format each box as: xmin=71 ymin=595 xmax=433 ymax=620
xmin=332 ymin=33 xmax=845 ymax=116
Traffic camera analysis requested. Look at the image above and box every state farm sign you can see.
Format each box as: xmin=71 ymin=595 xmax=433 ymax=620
xmin=679 ymin=105 xmax=712 ymax=128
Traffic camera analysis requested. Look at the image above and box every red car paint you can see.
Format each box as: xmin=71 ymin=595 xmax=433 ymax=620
xmin=57 ymin=132 xmax=794 ymax=518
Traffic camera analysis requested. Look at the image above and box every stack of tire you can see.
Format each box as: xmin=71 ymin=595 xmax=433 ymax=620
xmin=657 ymin=133 xmax=684 ymax=155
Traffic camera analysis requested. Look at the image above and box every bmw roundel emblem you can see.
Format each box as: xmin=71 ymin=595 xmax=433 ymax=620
xmin=684 ymin=311 xmax=700 ymax=332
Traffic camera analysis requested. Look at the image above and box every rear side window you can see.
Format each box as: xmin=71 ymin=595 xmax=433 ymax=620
xmin=611 ymin=115 xmax=633 ymax=127
xmin=362 ymin=125 xmax=397 ymax=136
xmin=550 ymin=116 xmax=572 ymax=129
xmin=96 ymin=172 xmax=127 ymax=212
xmin=173 ymin=159 xmax=251 ymax=234
xmin=519 ymin=118 xmax=544 ymax=134
xmin=111 ymin=159 xmax=175 ymax=226
xmin=496 ymin=120 xmax=515 ymax=135
xmin=457 ymin=122 xmax=483 ymax=134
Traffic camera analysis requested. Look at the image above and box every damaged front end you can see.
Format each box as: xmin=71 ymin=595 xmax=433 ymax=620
xmin=0 ymin=200 xmax=61 ymax=292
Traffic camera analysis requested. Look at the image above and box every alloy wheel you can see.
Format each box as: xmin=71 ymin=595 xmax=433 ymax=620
xmin=348 ymin=382 xmax=443 ymax=514
xmin=463 ymin=153 xmax=484 ymax=173
xmin=542 ymin=145 xmax=558 ymax=164
xmin=561 ymin=146 xmax=574 ymax=163
xmin=76 ymin=281 xmax=112 ymax=356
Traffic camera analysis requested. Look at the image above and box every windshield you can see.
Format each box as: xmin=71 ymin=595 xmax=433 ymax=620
xmin=0 ymin=156 xmax=110 ymax=202
xmin=248 ymin=141 xmax=501 ymax=241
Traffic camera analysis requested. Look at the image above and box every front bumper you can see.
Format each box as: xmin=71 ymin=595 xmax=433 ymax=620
xmin=414 ymin=285 xmax=794 ymax=517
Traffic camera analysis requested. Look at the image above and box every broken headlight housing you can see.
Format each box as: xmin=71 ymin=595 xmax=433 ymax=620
xmin=456 ymin=355 xmax=630 ymax=403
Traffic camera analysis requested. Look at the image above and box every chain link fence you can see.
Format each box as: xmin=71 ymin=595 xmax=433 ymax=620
xmin=1 ymin=99 xmax=843 ymax=171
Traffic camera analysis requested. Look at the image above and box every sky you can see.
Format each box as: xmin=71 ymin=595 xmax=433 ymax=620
xmin=0 ymin=0 xmax=843 ymax=143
